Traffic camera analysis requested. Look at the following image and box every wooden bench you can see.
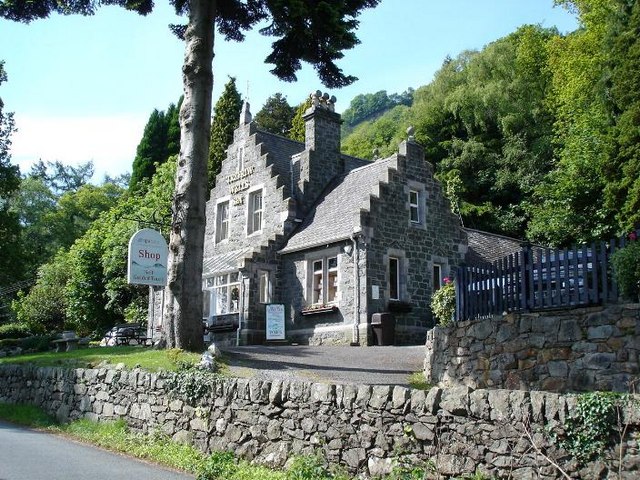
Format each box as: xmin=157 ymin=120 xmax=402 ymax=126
xmin=51 ymin=331 xmax=89 ymax=352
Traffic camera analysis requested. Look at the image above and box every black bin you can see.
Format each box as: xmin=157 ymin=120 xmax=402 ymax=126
xmin=371 ymin=312 xmax=395 ymax=346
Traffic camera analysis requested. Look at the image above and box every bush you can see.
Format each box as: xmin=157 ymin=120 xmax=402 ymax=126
xmin=19 ymin=335 xmax=56 ymax=352
xmin=611 ymin=237 xmax=640 ymax=301
xmin=430 ymin=278 xmax=456 ymax=326
xmin=197 ymin=451 xmax=238 ymax=480
xmin=0 ymin=323 xmax=31 ymax=340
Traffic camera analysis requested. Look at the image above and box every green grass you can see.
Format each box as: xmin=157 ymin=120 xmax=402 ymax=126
xmin=407 ymin=371 xmax=431 ymax=390
xmin=0 ymin=402 xmax=58 ymax=428
xmin=0 ymin=346 xmax=202 ymax=372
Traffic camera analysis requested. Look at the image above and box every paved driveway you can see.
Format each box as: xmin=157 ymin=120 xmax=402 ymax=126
xmin=219 ymin=345 xmax=425 ymax=386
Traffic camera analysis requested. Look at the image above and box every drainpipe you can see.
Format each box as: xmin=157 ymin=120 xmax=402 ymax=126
xmin=236 ymin=272 xmax=246 ymax=346
xmin=351 ymin=231 xmax=361 ymax=346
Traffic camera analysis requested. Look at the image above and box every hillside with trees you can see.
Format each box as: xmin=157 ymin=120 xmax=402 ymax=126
xmin=342 ymin=0 xmax=640 ymax=246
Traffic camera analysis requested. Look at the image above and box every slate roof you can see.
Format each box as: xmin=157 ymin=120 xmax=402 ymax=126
xmin=256 ymin=129 xmax=305 ymax=176
xmin=280 ymin=157 xmax=395 ymax=254
xmin=464 ymin=228 xmax=524 ymax=265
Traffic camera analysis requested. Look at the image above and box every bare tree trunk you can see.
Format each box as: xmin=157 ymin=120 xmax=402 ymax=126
xmin=162 ymin=0 xmax=216 ymax=352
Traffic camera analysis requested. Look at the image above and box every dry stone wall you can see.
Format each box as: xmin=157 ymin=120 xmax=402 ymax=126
xmin=425 ymin=304 xmax=640 ymax=393
xmin=1 ymin=364 xmax=639 ymax=478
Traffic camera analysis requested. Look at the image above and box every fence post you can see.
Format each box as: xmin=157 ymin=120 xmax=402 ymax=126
xmin=520 ymin=242 xmax=532 ymax=311
xmin=455 ymin=265 xmax=465 ymax=322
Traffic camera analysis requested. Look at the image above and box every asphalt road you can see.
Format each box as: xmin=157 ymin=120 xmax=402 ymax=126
xmin=0 ymin=420 xmax=194 ymax=480
xmin=219 ymin=345 xmax=426 ymax=386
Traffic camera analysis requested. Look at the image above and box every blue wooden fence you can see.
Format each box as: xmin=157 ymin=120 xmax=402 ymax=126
xmin=455 ymin=228 xmax=639 ymax=321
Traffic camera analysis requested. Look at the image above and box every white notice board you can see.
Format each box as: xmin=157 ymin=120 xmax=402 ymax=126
xmin=266 ymin=304 xmax=285 ymax=340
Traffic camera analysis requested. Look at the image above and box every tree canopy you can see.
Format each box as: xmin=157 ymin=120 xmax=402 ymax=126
xmin=254 ymin=92 xmax=295 ymax=136
xmin=1 ymin=0 xmax=381 ymax=350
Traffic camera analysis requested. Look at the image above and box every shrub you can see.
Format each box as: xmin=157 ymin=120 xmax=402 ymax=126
xmin=19 ymin=335 xmax=56 ymax=352
xmin=430 ymin=278 xmax=456 ymax=326
xmin=197 ymin=451 xmax=238 ymax=480
xmin=0 ymin=323 xmax=31 ymax=340
xmin=611 ymin=236 xmax=640 ymax=301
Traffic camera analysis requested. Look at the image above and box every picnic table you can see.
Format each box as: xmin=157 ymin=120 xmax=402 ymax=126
xmin=107 ymin=323 xmax=151 ymax=346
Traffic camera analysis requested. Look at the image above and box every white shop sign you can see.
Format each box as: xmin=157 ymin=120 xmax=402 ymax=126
xmin=127 ymin=229 xmax=169 ymax=286
xmin=266 ymin=304 xmax=285 ymax=340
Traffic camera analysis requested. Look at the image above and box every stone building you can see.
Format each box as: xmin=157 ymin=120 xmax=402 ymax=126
xmin=201 ymin=91 xmax=468 ymax=346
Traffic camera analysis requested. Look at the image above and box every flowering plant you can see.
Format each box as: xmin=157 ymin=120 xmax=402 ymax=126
xmin=430 ymin=278 xmax=456 ymax=326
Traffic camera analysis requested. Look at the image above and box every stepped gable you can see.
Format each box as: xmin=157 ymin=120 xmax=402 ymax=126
xmin=280 ymin=156 xmax=397 ymax=254
xmin=464 ymin=228 xmax=523 ymax=265
xmin=254 ymin=129 xmax=304 ymax=198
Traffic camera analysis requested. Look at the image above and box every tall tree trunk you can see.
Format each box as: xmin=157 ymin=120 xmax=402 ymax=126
xmin=162 ymin=0 xmax=216 ymax=352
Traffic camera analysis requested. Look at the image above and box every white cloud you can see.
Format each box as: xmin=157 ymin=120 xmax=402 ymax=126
xmin=10 ymin=114 xmax=146 ymax=181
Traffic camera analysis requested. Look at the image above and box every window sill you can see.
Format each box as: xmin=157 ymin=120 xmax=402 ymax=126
xmin=301 ymin=305 xmax=338 ymax=316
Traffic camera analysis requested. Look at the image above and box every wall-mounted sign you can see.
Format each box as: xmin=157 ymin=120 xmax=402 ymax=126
xmin=266 ymin=304 xmax=285 ymax=340
xmin=127 ymin=229 xmax=169 ymax=286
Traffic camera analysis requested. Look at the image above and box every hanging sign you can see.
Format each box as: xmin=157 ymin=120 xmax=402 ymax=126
xmin=266 ymin=304 xmax=285 ymax=340
xmin=127 ymin=229 xmax=168 ymax=286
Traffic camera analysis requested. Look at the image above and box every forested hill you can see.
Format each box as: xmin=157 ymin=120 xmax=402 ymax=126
xmin=341 ymin=0 xmax=640 ymax=248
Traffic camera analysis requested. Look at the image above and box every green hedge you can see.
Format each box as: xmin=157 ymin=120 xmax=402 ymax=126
xmin=0 ymin=323 xmax=31 ymax=340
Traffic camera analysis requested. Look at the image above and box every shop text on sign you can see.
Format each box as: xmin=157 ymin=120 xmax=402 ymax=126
xmin=127 ymin=229 xmax=169 ymax=286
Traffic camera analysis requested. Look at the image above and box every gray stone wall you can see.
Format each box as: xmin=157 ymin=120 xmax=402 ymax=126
xmin=363 ymin=141 xmax=467 ymax=345
xmin=1 ymin=364 xmax=638 ymax=479
xmin=425 ymin=303 xmax=640 ymax=392
xmin=279 ymin=240 xmax=368 ymax=346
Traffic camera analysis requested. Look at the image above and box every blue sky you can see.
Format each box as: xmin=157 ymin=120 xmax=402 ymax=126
xmin=1 ymin=1 xmax=578 ymax=181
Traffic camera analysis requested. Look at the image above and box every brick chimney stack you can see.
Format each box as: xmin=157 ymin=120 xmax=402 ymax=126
xmin=296 ymin=91 xmax=343 ymax=214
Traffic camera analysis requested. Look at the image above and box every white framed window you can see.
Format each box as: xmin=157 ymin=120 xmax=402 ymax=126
xmin=309 ymin=255 xmax=339 ymax=305
xmin=258 ymin=270 xmax=271 ymax=304
xmin=433 ymin=264 xmax=443 ymax=292
xmin=247 ymin=189 xmax=263 ymax=235
xmin=389 ymin=257 xmax=400 ymax=300
xmin=409 ymin=190 xmax=419 ymax=223
xmin=204 ymin=272 xmax=240 ymax=316
xmin=215 ymin=200 xmax=229 ymax=243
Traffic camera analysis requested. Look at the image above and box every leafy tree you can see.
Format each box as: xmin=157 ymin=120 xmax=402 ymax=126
xmin=603 ymin=0 xmax=640 ymax=232
xmin=254 ymin=92 xmax=295 ymax=136
xmin=289 ymin=96 xmax=312 ymax=142
xmin=13 ymin=250 xmax=71 ymax=333
xmin=29 ymin=159 xmax=94 ymax=195
xmin=527 ymin=0 xmax=617 ymax=245
xmin=208 ymin=77 xmax=242 ymax=192
xmin=0 ymin=60 xmax=23 ymax=301
xmin=1 ymin=0 xmax=380 ymax=351
xmin=61 ymin=158 xmax=176 ymax=335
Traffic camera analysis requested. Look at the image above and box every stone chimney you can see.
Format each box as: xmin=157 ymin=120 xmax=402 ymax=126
xmin=296 ymin=90 xmax=343 ymax=214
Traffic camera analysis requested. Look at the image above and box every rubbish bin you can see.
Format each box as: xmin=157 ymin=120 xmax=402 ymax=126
xmin=371 ymin=312 xmax=395 ymax=346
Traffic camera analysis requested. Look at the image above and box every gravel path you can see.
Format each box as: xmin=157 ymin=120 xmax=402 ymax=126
xmin=218 ymin=345 xmax=425 ymax=386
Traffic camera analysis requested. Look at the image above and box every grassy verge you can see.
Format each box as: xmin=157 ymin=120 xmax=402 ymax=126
xmin=0 ymin=346 xmax=202 ymax=372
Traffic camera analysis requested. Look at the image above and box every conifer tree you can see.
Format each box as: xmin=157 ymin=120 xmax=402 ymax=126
xmin=208 ymin=77 xmax=242 ymax=192
xmin=254 ymin=92 xmax=295 ymax=136
xmin=130 ymin=109 xmax=168 ymax=191
xmin=0 ymin=60 xmax=22 ymax=292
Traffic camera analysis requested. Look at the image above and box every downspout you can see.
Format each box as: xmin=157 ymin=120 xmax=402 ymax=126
xmin=236 ymin=272 xmax=246 ymax=346
xmin=351 ymin=233 xmax=361 ymax=346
